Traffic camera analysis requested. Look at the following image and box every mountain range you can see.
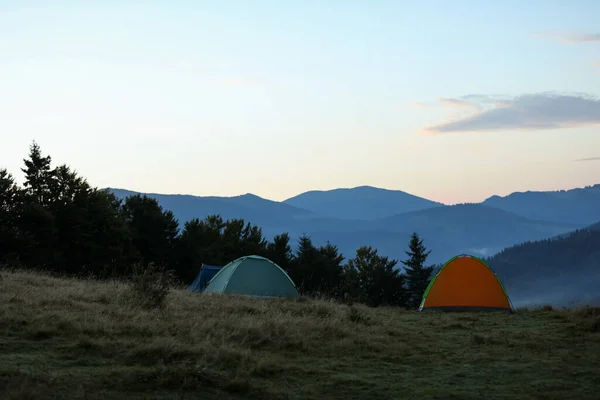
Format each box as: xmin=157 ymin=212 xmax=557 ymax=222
xmin=487 ymin=221 xmax=600 ymax=308
xmin=108 ymin=183 xmax=600 ymax=265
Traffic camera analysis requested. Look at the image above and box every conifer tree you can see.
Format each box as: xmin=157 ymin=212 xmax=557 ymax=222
xmin=401 ymin=232 xmax=435 ymax=309
xmin=121 ymin=194 xmax=179 ymax=269
xmin=345 ymin=245 xmax=408 ymax=307
xmin=0 ymin=169 xmax=23 ymax=265
xmin=21 ymin=141 xmax=55 ymax=206
xmin=267 ymin=233 xmax=294 ymax=272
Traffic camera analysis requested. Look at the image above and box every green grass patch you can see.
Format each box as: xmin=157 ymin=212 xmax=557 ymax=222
xmin=0 ymin=270 xmax=599 ymax=399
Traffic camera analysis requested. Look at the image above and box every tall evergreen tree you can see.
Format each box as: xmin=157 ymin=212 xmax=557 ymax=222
xmin=121 ymin=194 xmax=179 ymax=270
xmin=0 ymin=169 xmax=23 ymax=265
xmin=239 ymin=222 xmax=268 ymax=257
xmin=16 ymin=143 xmax=57 ymax=269
xmin=317 ymin=241 xmax=345 ymax=297
xmin=82 ymin=189 xmax=131 ymax=278
xmin=291 ymin=234 xmax=320 ymax=293
xmin=345 ymin=246 xmax=408 ymax=307
xmin=221 ymin=219 xmax=268 ymax=260
xmin=21 ymin=141 xmax=55 ymax=206
xmin=176 ymin=218 xmax=209 ymax=283
xmin=267 ymin=233 xmax=294 ymax=272
xmin=401 ymin=232 xmax=435 ymax=309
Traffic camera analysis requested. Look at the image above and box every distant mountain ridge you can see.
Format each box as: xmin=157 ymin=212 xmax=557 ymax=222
xmin=106 ymin=184 xmax=595 ymax=265
xmin=487 ymin=220 xmax=600 ymax=308
xmin=283 ymin=185 xmax=443 ymax=220
xmin=482 ymin=184 xmax=600 ymax=225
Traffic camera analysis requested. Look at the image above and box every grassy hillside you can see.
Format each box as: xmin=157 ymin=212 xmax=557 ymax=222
xmin=1 ymin=271 xmax=600 ymax=399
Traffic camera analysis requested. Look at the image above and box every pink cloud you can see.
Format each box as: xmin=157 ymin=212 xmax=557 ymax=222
xmin=438 ymin=98 xmax=478 ymax=108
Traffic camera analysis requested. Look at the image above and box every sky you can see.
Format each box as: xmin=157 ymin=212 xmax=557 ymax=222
xmin=1 ymin=0 xmax=599 ymax=204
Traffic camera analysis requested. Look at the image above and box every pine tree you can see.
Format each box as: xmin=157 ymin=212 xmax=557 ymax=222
xmin=0 ymin=169 xmax=23 ymax=265
xmin=121 ymin=194 xmax=179 ymax=270
xmin=21 ymin=141 xmax=55 ymax=206
xmin=345 ymin=246 xmax=408 ymax=307
xmin=401 ymin=232 xmax=435 ymax=309
xmin=291 ymin=234 xmax=320 ymax=293
xmin=267 ymin=233 xmax=294 ymax=272
xmin=317 ymin=241 xmax=345 ymax=297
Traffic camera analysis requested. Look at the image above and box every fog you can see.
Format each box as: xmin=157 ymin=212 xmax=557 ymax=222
xmin=506 ymin=269 xmax=600 ymax=309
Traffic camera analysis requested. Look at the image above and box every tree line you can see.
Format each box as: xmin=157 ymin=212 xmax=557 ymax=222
xmin=0 ymin=142 xmax=436 ymax=308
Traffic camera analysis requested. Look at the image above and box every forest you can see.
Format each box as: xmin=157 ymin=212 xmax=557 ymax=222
xmin=0 ymin=142 xmax=437 ymax=308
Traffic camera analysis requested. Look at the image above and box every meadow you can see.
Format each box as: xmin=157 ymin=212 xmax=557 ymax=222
xmin=1 ymin=269 xmax=599 ymax=400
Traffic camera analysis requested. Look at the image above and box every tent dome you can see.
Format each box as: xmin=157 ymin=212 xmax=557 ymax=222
xmin=419 ymin=254 xmax=514 ymax=312
xmin=203 ymin=255 xmax=299 ymax=299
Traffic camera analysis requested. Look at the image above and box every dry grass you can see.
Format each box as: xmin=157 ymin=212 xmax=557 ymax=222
xmin=1 ymin=269 xmax=599 ymax=399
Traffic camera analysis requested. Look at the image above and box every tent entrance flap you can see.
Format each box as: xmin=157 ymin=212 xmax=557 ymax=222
xmin=188 ymin=264 xmax=223 ymax=292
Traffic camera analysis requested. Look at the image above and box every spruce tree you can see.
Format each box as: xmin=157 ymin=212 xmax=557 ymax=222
xmin=267 ymin=233 xmax=294 ymax=272
xmin=21 ymin=141 xmax=55 ymax=206
xmin=121 ymin=194 xmax=179 ymax=270
xmin=345 ymin=246 xmax=408 ymax=307
xmin=291 ymin=234 xmax=319 ymax=293
xmin=317 ymin=241 xmax=345 ymax=297
xmin=401 ymin=232 xmax=435 ymax=309
xmin=0 ymin=169 xmax=23 ymax=265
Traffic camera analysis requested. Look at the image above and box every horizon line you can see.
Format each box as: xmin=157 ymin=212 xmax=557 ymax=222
xmin=103 ymin=182 xmax=600 ymax=205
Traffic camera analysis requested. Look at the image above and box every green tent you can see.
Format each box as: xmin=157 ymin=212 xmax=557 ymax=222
xmin=203 ymin=255 xmax=300 ymax=299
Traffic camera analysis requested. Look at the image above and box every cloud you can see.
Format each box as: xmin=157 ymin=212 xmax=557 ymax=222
xmin=533 ymin=32 xmax=600 ymax=44
xmin=407 ymin=102 xmax=430 ymax=108
xmin=439 ymin=97 xmax=480 ymax=109
xmin=407 ymin=95 xmax=504 ymax=110
xmin=574 ymin=157 xmax=600 ymax=162
xmin=421 ymin=92 xmax=600 ymax=135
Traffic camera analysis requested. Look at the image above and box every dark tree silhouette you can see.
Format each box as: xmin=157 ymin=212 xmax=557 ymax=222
xmin=401 ymin=232 xmax=435 ymax=309
xmin=345 ymin=246 xmax=408 ymax=307
xmin=121 ymin=194 xmax=180 ymax=269
xmin=1 ymin=140 xmax=437 ymax=308
xmin=267 ymin=233 xmax=294 ymax=272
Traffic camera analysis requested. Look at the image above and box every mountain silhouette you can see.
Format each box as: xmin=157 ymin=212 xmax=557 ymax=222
xmin=482 ymin=184 xmax=600 ymax=225
xmin=283 ymin=186 xmax=443 ymax=220
xmin=487 ymin=220 xmax=600 ymax=308
xmin=107 ymin=185 xmax=593 ymax=264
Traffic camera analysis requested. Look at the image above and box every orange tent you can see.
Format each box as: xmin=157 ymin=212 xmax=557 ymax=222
xmin=418 ymin=254 xmax=514 ymax=313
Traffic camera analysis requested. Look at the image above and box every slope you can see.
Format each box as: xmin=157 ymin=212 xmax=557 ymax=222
xmin=283 ymin=185 xmax=444 ymax=220
xmin=108 ymin=188 xmax=578 ymax=266
xmin=487 ymin=221 xmax=600 ymax=308
xmin=358 ymin=203 xmax=580 ymax=262
xmin=108 ymin=188 xmax=319 ymax=230
xmin=1 ymin=270 xmax=599 ymax=400
xmin=482 ymin=184 xmax=600 ymax=226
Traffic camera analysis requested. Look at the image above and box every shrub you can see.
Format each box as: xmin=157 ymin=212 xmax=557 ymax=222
xmin=127 ymin=262 xmax=174 ymax=309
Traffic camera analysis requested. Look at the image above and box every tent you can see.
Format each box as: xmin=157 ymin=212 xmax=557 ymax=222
xmin=418 ymin=254 xmax=514 ymax=313
xmin=203 ymin=255 xmax=300 ymax=299
xmin=187 ymin=264 xmax=223 ymax=292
